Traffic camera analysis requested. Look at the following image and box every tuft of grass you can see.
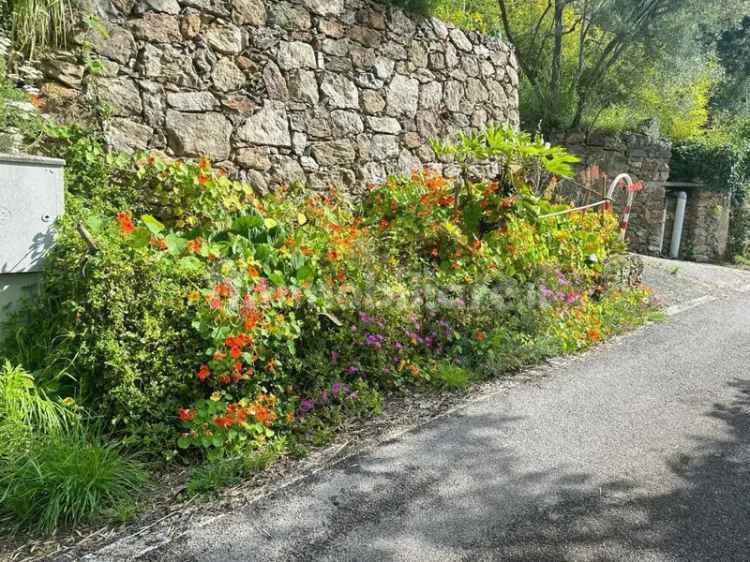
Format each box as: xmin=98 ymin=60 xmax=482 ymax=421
xmin=433 ymin=363 xmax=473 ymax=390
xmin=0 ymin=360 xmax=71 ymax=459
xmin=9 ymin=0 xmax=73 ymax=57
xmin=106 ymin=498 xmax=140 ymax=524
xmin=186 ymin=438 xmax=286 ymax=498
xmin=0 ymin=429 xmax=147 ymax=533
xmin=186 ymin=457 xmax=245 ymax=498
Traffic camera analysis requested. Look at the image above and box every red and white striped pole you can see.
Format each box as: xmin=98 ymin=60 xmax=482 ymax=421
xmin=606 ymin=173 xmax=641 ymax=241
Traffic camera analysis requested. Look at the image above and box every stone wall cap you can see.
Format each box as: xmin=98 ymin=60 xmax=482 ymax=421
xmin=0 ymin=153 xmax=65 ymax=167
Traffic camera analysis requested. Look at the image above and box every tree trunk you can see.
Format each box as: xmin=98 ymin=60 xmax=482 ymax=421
xmin=549 ymin=0 xmax=566 ymax=125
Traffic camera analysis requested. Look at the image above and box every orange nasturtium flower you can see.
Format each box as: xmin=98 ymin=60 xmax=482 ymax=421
xmin=213 ymin=415 xmax=233 ymax=428
xmin=197 ymin=364 xmax=210 ymax=381
xmin=215 ymin=281 xmax=233 ymax=298
xmin=115 ymin=212 xmax=135 ymax=236
xmin=587 ymin=329 xmax=602 ymax=342
xmin=177 ymin=408 xmax=195 ymax=421
xmin=186 ymin=237 xmax=203 ymax=254
xmin=149 ymin=238 xmax=168 ymax=251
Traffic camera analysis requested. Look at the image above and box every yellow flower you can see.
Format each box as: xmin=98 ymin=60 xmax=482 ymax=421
xmin=239 ymin=398 xmax=248 ymax=407
xmin=62 ymin=397 xmax=75 ymax=407
xmin=210 ymin=391 xmax=221 ymax=402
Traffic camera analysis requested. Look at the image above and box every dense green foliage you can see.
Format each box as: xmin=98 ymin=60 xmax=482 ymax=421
xmin=714 ymin=16 xmax=750 ymax=118
xmin=671 ymin=138 xmax=750 ymax=258
xmin=0 ymin=124 xmax=655 ymax=474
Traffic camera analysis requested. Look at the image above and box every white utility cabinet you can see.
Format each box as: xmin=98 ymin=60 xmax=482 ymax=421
xmin=0 ymin=153 xmax=65 ymax=320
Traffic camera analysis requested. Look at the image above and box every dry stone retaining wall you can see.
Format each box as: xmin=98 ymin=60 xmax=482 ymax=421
xmin=56 ymin=0 xmax=520 ymax=191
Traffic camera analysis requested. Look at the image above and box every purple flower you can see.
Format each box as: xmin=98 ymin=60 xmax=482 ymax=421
xmin=365 ymin=333 xmax=385 ymax=348
xmin=331 ymin=351 xmax=340 ymax=364
xmin=394 ymin=341 xmax=403 ymax=350
xmin=332 ymin=382 xmax=350 ymax=398
xmin=345 ymin=365 xmax=359 ymax=375
xmin=347 ymin=392 xmax=358 ymax=401
xmin=299 ymin=399 xmax=315 ymax=414
xmin=320 ymin=390 xmax=329 ymax=404
xmin=359 ymin=312 xmax=372 ymax=324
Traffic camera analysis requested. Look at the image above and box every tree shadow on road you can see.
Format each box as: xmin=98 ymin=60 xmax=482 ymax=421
xmin=479 ymin=379 xmax=750 ymax=562
xmin=294 ymin=378 xmax=750 ymax=562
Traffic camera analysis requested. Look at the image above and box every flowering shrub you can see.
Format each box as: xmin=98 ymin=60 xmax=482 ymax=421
xmin=0 ymin=125 xmax=657 ymax=463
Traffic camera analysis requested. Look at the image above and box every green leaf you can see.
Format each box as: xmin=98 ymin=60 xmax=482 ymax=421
xmin=85 ymin=215 xmax=102 ymax=232
xmin=462 ymin=200 xmax=482 ymax=236
xmin=165 ymin=233 xmax=187 ymax=256
xmin=231 ymin=214 xmax=264 ymax=236
xmin=268 ymin=270 xmax=285 ymax=286
xmin=141 ymin=214 xmax=165 ymax=235
xmin=263 ymin=218 xmax=278 ymax=230
xmin=290 ymin=249 xmax=305 ymax=270
xmin=177 ymin=436 xmax=191 ymax=449
xmin=255 ymin=244 xmax=272 ymax=261
xmin=128 ymin=227 xmax=151 ymax=249
xmin=178 ymin=256 xmax=204 ymax=273
xmin=296 ymin=263 xmax=315 ymax=284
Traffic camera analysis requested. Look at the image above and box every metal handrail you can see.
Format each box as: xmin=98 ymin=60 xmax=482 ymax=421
xmin=539 ymin=173 xmax=637 ymax=241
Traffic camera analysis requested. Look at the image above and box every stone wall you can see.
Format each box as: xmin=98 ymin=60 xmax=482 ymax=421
xmin=41 ymin=0 xmax=519 ymax=192
xmin=557 ymin=129 xmax=672 ymax=255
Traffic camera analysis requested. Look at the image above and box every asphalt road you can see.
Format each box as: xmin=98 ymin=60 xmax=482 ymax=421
xmin=129 ymin=260 xmax=750 ymax=562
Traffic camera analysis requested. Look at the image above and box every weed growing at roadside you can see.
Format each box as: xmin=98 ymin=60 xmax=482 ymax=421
xmin=433 ymin=363 xmax=473 ymax=390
